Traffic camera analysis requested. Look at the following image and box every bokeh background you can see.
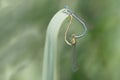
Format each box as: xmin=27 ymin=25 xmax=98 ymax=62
xmin=0 ymin=0 xmax=120 ymax=80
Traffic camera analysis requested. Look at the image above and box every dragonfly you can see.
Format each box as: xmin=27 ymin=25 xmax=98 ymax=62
xmin=71 ymin=34 xmax=79 ymax=72
xmin=64 ymin=6 xmax=87 ymax=72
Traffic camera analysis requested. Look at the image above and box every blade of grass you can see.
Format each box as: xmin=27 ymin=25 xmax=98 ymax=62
xmin=42 ymin=9 xmax=69 ymax=80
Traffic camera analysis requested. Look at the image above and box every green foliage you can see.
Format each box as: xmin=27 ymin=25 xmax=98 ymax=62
xmin=0 ymin=0 xmax=120 ymax=80
xmin=42 ymin=9 xmax=68 ymax=80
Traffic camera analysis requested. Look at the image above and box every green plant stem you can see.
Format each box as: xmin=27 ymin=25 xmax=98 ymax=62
xmin=42 ymin=9 xmax=69 ymax=80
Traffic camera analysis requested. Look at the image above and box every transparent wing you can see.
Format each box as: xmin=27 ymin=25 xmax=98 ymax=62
xmin=72 ymin=45 xmax=79 ymax=72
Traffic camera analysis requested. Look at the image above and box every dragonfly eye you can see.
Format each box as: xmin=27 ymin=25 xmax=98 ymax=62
xmin=71 ymin=34 xmax=76 ymax=45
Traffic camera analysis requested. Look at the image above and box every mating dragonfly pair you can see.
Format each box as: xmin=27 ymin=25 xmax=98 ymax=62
xmin=63 ymin=7 xmax=87 ymax=72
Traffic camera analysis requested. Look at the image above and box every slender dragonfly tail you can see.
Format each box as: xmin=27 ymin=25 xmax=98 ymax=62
xmin=72 ymin=45 xmax=79 ymax=72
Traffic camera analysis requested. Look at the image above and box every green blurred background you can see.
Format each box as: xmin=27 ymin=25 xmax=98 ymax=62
xmin=0 ymin=0 xmax=120 ymax=80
